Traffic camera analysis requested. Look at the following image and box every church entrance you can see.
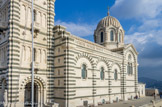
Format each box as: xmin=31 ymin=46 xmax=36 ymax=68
xmin=24 ymin=82 xmax=39 ymax=107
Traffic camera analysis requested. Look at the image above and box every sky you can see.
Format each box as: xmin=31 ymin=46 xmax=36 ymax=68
xmin=55 ymin=0 xmax=162 ymax=81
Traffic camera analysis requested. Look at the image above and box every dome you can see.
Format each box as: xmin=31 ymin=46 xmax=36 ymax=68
xmin=97 ymin=15 xmax=121 ymax=29
xmin=94 ymin=12 xmax=125 ymax=50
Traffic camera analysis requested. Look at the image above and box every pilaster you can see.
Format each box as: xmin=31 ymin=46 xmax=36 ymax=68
xmin=7 ymin=0 xmax=21 ymax=105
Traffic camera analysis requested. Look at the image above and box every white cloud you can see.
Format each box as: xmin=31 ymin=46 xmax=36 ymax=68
xmin=55 ymin=20 xmax=96 ymax=37
xmin=138 ymin=18 xmax=162 ymax=32
xmin=125 ymin=30 xmax=162 ymax=48
xmin=125 ymin=32 xmax=153 ymax=52
xmin=111 ymin=0 xmax=162 ymax=19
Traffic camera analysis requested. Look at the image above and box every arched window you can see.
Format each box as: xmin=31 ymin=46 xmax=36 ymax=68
xmin=100 ymin=67 xmax=104 ymax=80
xmin=110 ymin=30 xmax=114 ymax=41
xmin=114 ymin=69 xmax=118 ymax=80
xmin=127 ymin=54 xmax=133 ymax=75
xmin=82 ymin=64 xmax=87 ymax=79
xmin=100 ymin=32 xmax=104 ymax=43
xmin=128 ymin=54 xmax=132 ymax=61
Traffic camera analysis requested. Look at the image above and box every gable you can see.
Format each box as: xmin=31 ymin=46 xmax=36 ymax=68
xmin=124 ymin=44 xmax=138 ymax=55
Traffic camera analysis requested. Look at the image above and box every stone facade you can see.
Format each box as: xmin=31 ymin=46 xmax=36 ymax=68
xmin=0 ymin=0 xmax=55 ymax=106
xmin=53 ymin=22 xmax=138 ymax=107
xmin=0 ymin=0 xmax=144 ymax=107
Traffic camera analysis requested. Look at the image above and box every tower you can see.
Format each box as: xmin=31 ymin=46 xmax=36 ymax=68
xmin=94 ymin=9 xmax=125 ymax=50
xmin=0 ymin=0 xmax=55 ymax=106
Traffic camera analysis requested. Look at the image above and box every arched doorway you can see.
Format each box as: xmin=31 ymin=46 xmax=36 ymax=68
xmin=19 ymin=76 xmax=46 ymax=107
xmin=24 ymin=81 xmax=44 ymax=107
xmin=24 ymin=82 xmax=38 ymax=107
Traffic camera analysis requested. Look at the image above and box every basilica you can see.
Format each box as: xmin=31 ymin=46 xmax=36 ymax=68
xmin=0 ymin=0 xmax=145 ymax=107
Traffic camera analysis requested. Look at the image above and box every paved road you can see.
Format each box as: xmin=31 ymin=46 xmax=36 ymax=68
xmin=97 ymin=96 xmax=160 ymax=107
xmin=151 ymin=100 xmax=162 ymax=107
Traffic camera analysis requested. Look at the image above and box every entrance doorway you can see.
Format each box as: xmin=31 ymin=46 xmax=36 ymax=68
xmin=24 ymin=82 xmax=38 ymax=107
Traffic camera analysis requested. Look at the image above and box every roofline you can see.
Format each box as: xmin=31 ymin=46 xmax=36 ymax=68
xmin=124 ymin=44 xmax=138 ymax=55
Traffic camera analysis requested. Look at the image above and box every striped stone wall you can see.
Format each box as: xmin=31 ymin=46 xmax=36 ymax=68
xmin=46 ymin=0 xmax=55 ymax=104
xmin=53 ymin=25 xmax=138 ymax=107
xmin=0 ymin=0 xmax=56 ymax=106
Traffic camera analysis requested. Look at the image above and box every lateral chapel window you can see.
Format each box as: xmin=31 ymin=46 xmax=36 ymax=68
xmin=114 ymin=69 xmax=118 ymax=80
xmin=82 ymin=64 xmax=87 ymax=79
xmin=100 ymin=67 xmax=104 ymax=80
xmin=100 ymin=32 xmax=104 ymax=43
xmin=127 ymin=54 xmax=133 ymax=75
xmin=110 ymin=30 xmax=114 ymax=41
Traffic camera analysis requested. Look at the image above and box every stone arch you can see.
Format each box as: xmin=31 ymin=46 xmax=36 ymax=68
xmin=125 ymin=50 xmax=137 ymax=76
xmin=111 ymin=62 xmax=122 ymax=72
xmin=109 ymin=27 xmax=116 ymax=41
xmin=111 ymin=63 xmax=122 ymax=81
xmin=96 ymin=57 xmax=110 ymax=71
xmin=19 ymin=76 xmax=46 ymax=107
xmin=109 ymin=27 xmax=117 ymax=33
xmin=125 ymin=50 xmax=136 ymax=63
xmin=20 ymin=76 xmax=46 ymax=90
xmin=75 ymin=52 xmax=95 ymax=68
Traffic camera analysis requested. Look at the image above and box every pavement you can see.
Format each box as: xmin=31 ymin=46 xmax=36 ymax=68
xmin=155 ymin=101 xmax=162 ymax=107
xmin=97 ymin=96 xmax=162 ymax=107
xmin=148 ymin=99 xmax=162 ymax=107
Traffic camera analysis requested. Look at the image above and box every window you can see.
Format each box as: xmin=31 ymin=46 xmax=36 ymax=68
xmin=33 ymin=9 xmax=36 ymax=21
xmin=101 ymin=32 xmax=104 ymax=43
xmin=83 ymin=101 xmax=88 ymax=106
xmin=58 ymin=69 xmax=60 ymax=75
xmin=128 ymin=54 xmax=132 ymax=61
xmin=58 ymin=58 xmax=60 ymax=63
xmin=130 ymin=63 xmax=133 ymax=74
xmin=114 ymin=69 xmax=118 ymax=80
xmin=102 ymin=99 xmax=105 ymax=104
xmin=110 ymin=30 xmax=114 ymax=41
xmin=127 ymin=62 xmax=130 ymax=74
xmin=34 ymin=48 xmax=36 ymax=61
xmin=58 ymin=48 xmax=60 ymax=53
xmin=82 ymin=64 xmax=87 ymax=79
xmin=127 ymin=54 xmax=133 ymax=75
xmin=100 ymin=67 xmax=104 ymax=80
xmin=116 ymin=97 xmax=119 ymax=102
xmin=58 ymin=80 xmax=60 ymax=86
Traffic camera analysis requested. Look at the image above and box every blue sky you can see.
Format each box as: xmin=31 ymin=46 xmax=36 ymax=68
xmin=55 ymin=0 xmax=162 ymax=81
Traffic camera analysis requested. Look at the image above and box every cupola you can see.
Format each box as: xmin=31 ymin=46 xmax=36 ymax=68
xmin=94 ymin=8 xmax=125 ymax=50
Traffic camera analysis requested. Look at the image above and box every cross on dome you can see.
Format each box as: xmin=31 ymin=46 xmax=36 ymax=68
xmin=107 ymin=6 xmax=110 ymax=16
